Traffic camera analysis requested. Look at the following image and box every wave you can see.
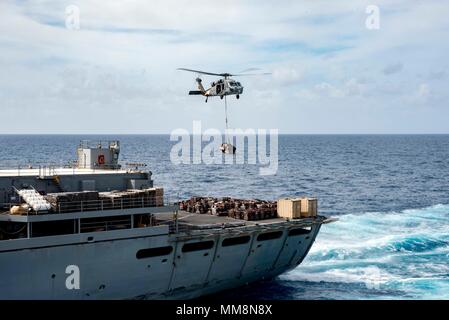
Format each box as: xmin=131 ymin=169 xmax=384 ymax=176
xmin=281 ymin=204 xmax=449 ymax=299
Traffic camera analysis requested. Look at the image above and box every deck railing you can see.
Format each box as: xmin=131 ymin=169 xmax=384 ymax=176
xmin=78 ymin=140 xmax=119 ymax=150
xmin=1 ymin=195 xmax=175 ymax=216
xmin=0 ymin=162 xmax=149 ymax=177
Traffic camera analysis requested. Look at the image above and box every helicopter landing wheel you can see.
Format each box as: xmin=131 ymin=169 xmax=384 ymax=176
xmin=220 ymin=96 xmax=224 ymax=100
xmin=236 ymin=95 xmax=240 ymax=99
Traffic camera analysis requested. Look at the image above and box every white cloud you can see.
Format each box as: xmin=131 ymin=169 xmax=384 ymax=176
xmin=343 ymin=78 xmax=365 ymax=96
xmin=314 ymin=82 xmax=345 ymax=98
xmin=299 ymin=78 xmax=365 ymax=99
xmin=272 ymin=66 xmax=303 ymax=85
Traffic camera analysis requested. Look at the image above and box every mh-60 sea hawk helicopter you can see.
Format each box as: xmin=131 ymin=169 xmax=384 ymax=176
xmin=177 ymin=68 xmax=270 ymax=103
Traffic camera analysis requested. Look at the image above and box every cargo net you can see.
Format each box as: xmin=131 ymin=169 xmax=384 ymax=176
xmin=178 ymin=197 xmax=278 ymax=221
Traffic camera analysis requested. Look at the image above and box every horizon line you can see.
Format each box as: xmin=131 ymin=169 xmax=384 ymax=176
xmin=0 ymin=133 xmax=449 ymax=135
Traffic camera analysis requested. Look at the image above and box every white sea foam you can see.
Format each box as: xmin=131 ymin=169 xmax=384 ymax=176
xmin=282 ymin=266 xmax=397 ymax=286
xmin=282 ymin=204 xmax=449 ymax=299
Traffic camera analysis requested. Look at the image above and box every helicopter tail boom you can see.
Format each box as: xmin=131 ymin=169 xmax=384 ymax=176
xmin=189 ymin=90 xmax=203 ymax=95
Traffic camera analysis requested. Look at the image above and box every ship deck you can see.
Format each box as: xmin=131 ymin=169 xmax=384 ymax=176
xmin=155 ymin=210 xmax=326 ymax=231
xmin=157 ymin=211 xmax=247 ymax=228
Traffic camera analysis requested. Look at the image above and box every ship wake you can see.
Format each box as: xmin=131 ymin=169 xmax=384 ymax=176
xmin=281 ymin=204 xmax=449 ymax=300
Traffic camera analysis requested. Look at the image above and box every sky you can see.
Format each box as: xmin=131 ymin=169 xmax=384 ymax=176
xmin=0 ymin=0 xmax=448 ymax=134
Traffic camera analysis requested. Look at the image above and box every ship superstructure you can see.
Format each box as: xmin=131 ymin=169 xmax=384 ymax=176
xmin=0 ymin=141 xmax=329 ymax=299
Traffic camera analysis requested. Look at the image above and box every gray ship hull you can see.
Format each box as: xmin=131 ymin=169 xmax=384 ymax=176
xmin=0 ymin=220 xmax=321 ymax=299
xmin=0 ymin=141 xmax=326 ymax=300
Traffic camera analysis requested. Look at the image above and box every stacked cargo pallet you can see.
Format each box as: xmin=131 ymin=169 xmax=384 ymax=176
xmin=99 ymin=187 xmax=164 ymax=209
xmin=100 ymin=190 xmax=146 ymax=209
xmin=18 ymin=189 xmax=52 ymax=212
xmin=154 ymin=187 xmax=164 ymax=206
xmin=178 ymin=197 xmax=278 ymax=221
xmin=45 ymin=187 xmax=164 ymax=213
xmin=277 ymin=197 xmax=318 ymax=219
xmin=46 ymin=191 xmax=100 ymax=213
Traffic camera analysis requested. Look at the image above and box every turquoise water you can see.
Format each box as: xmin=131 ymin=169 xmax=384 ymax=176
xmin=1 ymin=134 xmax=448 ymax=299
xmin=211 ymin=204 xmax=449 ymax=300
xmin=283 ymin=204 xmax=449 ymax=299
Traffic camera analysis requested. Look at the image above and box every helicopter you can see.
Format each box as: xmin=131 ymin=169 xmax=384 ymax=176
xmin=177 ymin=68 xmax=270 ymax=103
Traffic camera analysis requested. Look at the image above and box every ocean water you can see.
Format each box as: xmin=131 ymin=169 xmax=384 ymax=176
xmin=1 ymin=134 xmax=448 ymax=300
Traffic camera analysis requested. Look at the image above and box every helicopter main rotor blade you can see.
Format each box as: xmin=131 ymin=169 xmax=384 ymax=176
xmin=237 ymin=68 xmax=261 ymax=73
xmin=178 ymin=68 xmax=271 ymax=78
xmin=231 ymin=72 xmax=272 ymax=76
xmin=177 ymin=68 xmax=223 ymax=76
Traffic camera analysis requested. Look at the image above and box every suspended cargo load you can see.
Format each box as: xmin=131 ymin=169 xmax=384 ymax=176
xmin=220 ymin=143 xmax=236 ymax=154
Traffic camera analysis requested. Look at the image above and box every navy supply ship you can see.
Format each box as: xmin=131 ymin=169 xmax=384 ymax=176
xmin=0 ymin=140 xmax=330 ymax=299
